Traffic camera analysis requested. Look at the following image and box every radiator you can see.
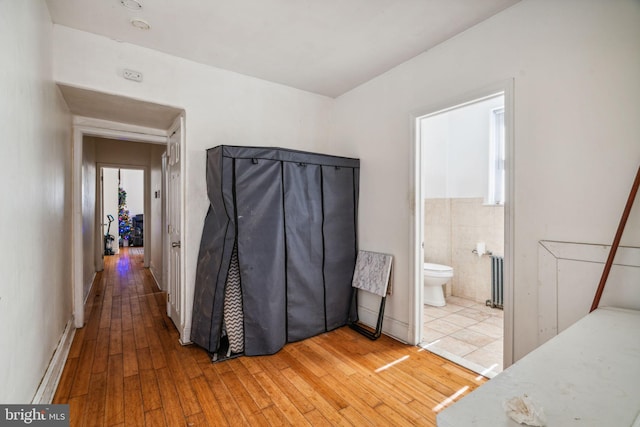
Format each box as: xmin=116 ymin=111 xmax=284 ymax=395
xmin=486 ymin=255 xmax=504 ymax=309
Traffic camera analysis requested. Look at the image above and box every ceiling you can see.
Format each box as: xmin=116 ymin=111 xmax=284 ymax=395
xmin=46 ymin=0 xmax=519 ymax=98
xmin=58 ymin=84 xmax=182 ymax=129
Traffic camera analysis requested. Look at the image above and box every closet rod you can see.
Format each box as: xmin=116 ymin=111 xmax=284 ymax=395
xmin=590 ymin=164 xmax=640 ymax=312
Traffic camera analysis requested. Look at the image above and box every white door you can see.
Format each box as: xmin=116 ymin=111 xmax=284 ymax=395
xmin=166 ymin=117 xmax=184 ymax=339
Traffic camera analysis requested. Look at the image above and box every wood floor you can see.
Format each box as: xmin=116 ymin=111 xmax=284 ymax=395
xmin=53 ymin=247 xmax=485 ymax=426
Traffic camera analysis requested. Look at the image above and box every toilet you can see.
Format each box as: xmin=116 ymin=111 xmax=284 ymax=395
xmin=423 ymin=263 xmax=454 ymax=306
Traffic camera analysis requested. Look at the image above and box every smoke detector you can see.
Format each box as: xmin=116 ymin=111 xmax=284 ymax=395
xmin=121 ymin=0 xmax=142 ymax=10
xmin=130 ymin=18 xmax=151 ymax=30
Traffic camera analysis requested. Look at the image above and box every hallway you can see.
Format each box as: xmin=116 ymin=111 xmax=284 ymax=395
xmin=53 ymin=248 xmax=484 ymax=426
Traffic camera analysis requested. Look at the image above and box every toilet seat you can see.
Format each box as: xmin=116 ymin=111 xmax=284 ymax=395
xmin=423 ymin=262 xmax=453 ymax=278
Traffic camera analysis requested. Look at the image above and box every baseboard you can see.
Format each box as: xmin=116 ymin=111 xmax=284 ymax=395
xmin=84 ymin=272 xmax=96 ymax=305
xmin=31 ymin=320 xmax=76 ymax=404
xmin=179 ymin=326 xmax=192 ymax=346
xmin=149 ymin=264 xmax=163 ymax=291
xmin=356 ymin=304 xmax=409 ymax=344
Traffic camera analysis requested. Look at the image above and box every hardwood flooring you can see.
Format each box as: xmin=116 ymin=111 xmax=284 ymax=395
xmin=53 ymin=247 xmax=485 ymax=426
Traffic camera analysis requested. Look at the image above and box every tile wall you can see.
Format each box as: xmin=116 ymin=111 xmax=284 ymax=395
xmin=424 ymin=198 xmax=504 ymax=303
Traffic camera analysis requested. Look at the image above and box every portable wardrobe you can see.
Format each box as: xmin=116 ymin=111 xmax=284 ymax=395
xmin=191 ymin=145 xmax=360 ymax=360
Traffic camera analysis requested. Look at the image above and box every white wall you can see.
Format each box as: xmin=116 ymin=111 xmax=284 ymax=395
xmin=448 ymin=96 xmax=503 ymax=199
xmin=422 ymin=96 xmax=503 ymax=199
xmin=120 ymin=169 xmax=144 ymax=217
xmin=329 ymin=0 xmax=640 ymax=360
xmin=82 ymin=138 xmax=96 ymax=296
xmin=421 ymin=113 xmax=449 ymax=199
xmin=0 ymin=1 xmax=72 ymax=403
xmin=93 ymin=138 xmax=160 ymax=168
xmin=52 ymin=26 xmax=334 ymax=340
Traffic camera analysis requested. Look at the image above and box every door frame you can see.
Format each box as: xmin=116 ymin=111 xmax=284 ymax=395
xmin=409 ymin=80 xmax=515 ymax=367
xmin=71 ymin=116 xmax=168 ymax=328
xmin=161 ymin=151 xmax=168 ymax=293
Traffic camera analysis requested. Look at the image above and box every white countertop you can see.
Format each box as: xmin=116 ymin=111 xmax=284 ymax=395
xmin=437 ymin=307 xmax=640 ymax=427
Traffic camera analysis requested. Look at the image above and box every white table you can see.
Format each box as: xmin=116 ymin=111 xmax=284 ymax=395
xmin=437 ymin=307 xmax=640 ymax=426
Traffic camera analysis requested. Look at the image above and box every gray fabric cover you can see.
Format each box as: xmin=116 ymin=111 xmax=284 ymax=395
xmin=283 ymin=163 xmax=325 ymax=340
xmin=192 ymin=145 xmax=360 ymax=356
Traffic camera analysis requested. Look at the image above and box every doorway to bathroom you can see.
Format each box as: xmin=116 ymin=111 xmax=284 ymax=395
xmin=414 ymin=86 xmax=513 ymax=378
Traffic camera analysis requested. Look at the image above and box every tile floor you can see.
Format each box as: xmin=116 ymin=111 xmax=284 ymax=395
xmin=422 ymin=295 xmax=503 ymax=378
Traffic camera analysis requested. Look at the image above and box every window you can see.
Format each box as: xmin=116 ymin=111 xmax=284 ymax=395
xmin=488 ymin=107 xmax=505 ymax=205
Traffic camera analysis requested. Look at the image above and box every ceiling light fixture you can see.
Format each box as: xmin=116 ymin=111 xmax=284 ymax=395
xmin=121 ymin=0 xmax=142 ymax=10
xmin=130 ymin=18 xmax=151 ymax=30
